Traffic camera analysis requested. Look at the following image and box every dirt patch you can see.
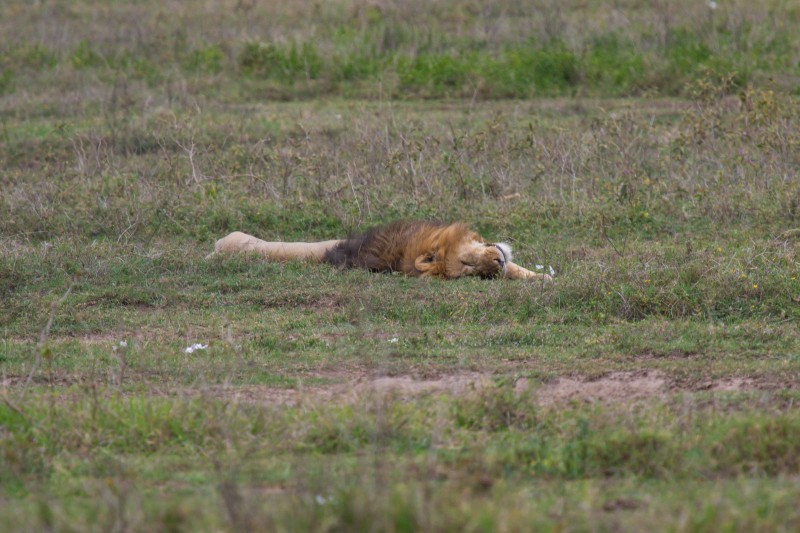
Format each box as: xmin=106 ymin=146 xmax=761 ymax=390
xmin=517 ymin=370 xmax=667 ymax=405
xmin=304 ymin=295 xmax=344 ymax=310
xmin=71 ymin=332 xmax=144 ymax=345
xmin=188 ymin=372 xmax=490 ymax=406
xmin=316 ymin=331 xmax=401 ymax=342
xmin=183 ymin=369 xmax=793 ymax=407
xmin=5 ymin=331 xmax=153 ymax=346
xmin=353 ymin=372 xmax=489 ymax=397
xmin=700 ymin=377 xmax=757 ymax=392
xmin=638 ymin=350 xmax=699 ymax=361
xmin=1 ymin=374 xmax=81 ymax=388
xmin=602 ymin=497 xmax=645 ymax=513
xmin=5 ymin=368 xmax=794 ymax=406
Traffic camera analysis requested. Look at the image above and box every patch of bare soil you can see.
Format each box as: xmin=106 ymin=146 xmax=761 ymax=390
xmin=4 ymin=368 xmax=793 ymax=406
xmin=189 ymin=372 xmax=490 ymax=406
xmin=6 ymin=331 xmax=154 ymax=346
xmin=1 ymin=374 xmax=80 ymax=388
xmin=700 ymin=377 xmax=757 ymax=391
xmin=301 ymin=295 xmax=344 ymax=310
xmin=353 ymin=372 xmax=490 ymax=397
xmin=516 ymin=370 xmax=667 ymax=406
xmin=316 ymin=331 xmax=401 ymax=342
xmin=186 ymin=369 xmax=793 ymax=407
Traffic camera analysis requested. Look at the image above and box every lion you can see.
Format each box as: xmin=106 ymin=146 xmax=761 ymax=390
xmin=213 ymin=220 xmax=552 ymax=281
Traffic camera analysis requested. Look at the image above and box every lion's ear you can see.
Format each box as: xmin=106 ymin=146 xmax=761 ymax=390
xmin=414 ymin=252 xmax=436 ymax=272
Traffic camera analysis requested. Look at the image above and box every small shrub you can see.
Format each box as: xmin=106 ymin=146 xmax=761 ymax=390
xmin=658 ymin=29 xmax=748 ymax=94
xmin=710 ymin=417 xmax=800 ymax=475
xmin=5 ymin=43 xmax=57 ymax=71
xmin=481 ymin=43 xmax=579 ymax=97
xmin=185 ymin=44 xmax=226 ymax=74
xmin=452 ymin=386 xmax=532 ymax=432
xmin=0 ymin=69 xmax=13 ymax=95
xmin=71 ymin=40 xmax=104 ymax=69
xmin=333 ymin=51 xmax=384 ymax=81
xmin=238 ymin=41 xmax=323 ymax=81
xmin=396 ymin=52 xmax=475 ymax=96
xmin=583 ymin=35 xmax=646 ymax=94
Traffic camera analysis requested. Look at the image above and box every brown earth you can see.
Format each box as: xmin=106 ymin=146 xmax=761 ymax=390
xmin=3 ymin=367 xmax=792 ymax=406
xmin=177 ymin=369 xmax=793 ymax=407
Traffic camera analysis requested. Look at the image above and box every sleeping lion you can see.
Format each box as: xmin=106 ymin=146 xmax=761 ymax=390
xmin=214 ymin=220 xmax=552 ymax=281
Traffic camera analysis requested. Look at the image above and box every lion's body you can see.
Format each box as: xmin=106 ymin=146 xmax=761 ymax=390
xmin=213 ymin=220 xmax=551 ymax=281
xmin=324 ymin=221 xmax=483 ymax=277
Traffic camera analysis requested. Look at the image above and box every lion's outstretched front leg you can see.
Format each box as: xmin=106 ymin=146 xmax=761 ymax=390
xmin=214 ymin=231 xmax=343 ymax=262
xmin=504 ymin=261 xmax=553 ymax=282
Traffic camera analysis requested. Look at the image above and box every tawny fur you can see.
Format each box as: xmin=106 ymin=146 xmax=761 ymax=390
xmin=214 ymin=231 xmax=340 ymax=261
xmin=213 ymin=221 xmax=552 ymax=281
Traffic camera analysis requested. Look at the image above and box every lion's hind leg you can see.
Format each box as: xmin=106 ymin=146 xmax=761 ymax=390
xmin=213 ymin=232 xmax=342 ymax=262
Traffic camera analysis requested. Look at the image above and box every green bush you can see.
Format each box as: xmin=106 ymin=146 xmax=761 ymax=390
xmin=0 ymin=69 xmax=13 ymax=95
xmin=70 ymin=40 xmax=104 ymax=69
xmin=185 ymin=44 xmax=226 ymax=74
xmin=659 ymin=29 xmax=749 ymax=94
xmin=238 ymin=41 xmax=323 ymax=81
xmin=5 ymin=43 xmax=57 ymax=71
xmin=583 ymin=35 xmax=646 ymax=94
xmin=396 ymin=52 xmax=475 ymax=95
xmin=333 ymin=51 xmax=384 ymax=81
xmin=481 ymin=43 xmax=579 ymax=97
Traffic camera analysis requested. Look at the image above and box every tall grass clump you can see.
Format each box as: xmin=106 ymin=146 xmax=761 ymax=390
xmin=479 ymin=42 xmax=580 ymax=98
xmin=238 ymin=41 xmax=323 ymax=82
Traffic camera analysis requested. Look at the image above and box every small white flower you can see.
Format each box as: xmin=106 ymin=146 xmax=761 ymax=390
xmin=315 ymin=495 xmax=327 ymax=505
xmin=184 ymin=343 xmax=208 ymax=354
xmin=535 ymin=265 xmax=556 ymax=276
xmin=388 ymin=337 xmax=399 ymax=343
xmin=112 ymin=340 xmax=128 ymax=351
xmin=707 ymin=0 xmax=717 ymax=10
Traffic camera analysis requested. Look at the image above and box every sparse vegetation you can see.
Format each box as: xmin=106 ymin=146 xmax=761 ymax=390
xmin=1 ymin=0 xmax=799 ymax=100
xmin=1 ymin=0 xmax=799 ymax=531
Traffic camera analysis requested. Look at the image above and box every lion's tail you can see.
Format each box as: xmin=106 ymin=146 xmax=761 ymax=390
xmin=212 ymin=231 xmax=343 ymax=262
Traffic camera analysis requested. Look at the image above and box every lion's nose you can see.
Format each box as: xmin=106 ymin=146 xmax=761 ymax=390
xmin=492 ymin=244 xmax=508 ymax=268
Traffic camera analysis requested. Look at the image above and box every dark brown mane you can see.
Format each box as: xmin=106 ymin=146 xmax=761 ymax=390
xmin=324 ymin=220 xmax=451 ymax=273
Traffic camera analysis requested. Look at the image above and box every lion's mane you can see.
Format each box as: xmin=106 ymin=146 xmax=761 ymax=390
xmin=324 ymin=220 xmax=478 ymax=277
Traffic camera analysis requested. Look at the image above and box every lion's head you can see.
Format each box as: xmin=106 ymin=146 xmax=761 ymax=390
xmin=411 ymin=225 xmax=512 ymax=279
xmin=453 ymin=241 xmax=512 ymax=279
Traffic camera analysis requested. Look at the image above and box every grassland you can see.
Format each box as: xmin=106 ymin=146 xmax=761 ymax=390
xmin=2 ymin=0 xmax=800 ymax=531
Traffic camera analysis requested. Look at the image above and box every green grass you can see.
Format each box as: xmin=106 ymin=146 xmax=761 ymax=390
xmin=2 ymin=391 xmax=800 ymax=531
xmin=2 ymin=0 xmax=800 ymax=530
xmin=2 ymin=95 xmax=799 ymax=530
xmin=2 ymin=0 xmax=799 ymax=101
